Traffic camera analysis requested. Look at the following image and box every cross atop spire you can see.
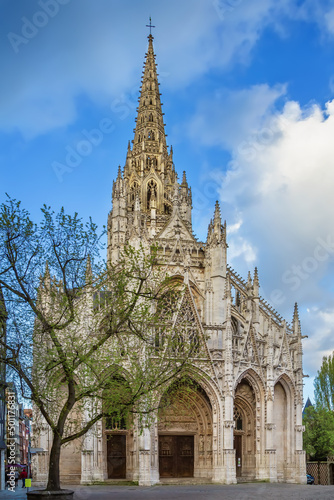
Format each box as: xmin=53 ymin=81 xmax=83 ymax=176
xmin=146 ymin=16 xmax=155 ymax=36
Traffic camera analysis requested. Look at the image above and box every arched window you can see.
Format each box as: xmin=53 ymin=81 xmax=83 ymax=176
xmin=129 ymin=182 xmax=139 ymax=211
xmin=234 ymin=407 xmax=243 ymax=430
xmin=149 ymin=113 xmax=153 ymax=122
xmin=104 ymin=375 xmax=132 ymax=430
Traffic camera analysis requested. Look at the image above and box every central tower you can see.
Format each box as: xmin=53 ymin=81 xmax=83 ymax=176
xmin=107 ymin=34 xmax=192 ymax=262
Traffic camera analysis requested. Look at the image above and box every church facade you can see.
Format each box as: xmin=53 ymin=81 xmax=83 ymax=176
xmin=34 ymin=34 xmax=306 ymax=486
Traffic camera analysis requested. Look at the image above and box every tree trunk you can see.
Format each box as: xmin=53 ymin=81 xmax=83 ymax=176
xmin=46 ymin=433 xmax=62 ymax=491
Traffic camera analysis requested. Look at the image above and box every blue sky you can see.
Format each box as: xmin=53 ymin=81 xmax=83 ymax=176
xmin=2 ymin=0 xmax=334 ymax=402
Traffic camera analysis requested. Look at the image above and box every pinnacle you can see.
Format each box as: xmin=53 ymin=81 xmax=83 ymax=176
xmin=213 ymin=200 xmax=221 ymax=222
xmin=293 ymin=302 xmax=301 ymax=331
xmin=181 ymin=171 xmax=188 ymax=186
xmin=253 ymin=267 xmax=259 ymax=285
xmin=225 ymin=273 xmax=232 ymax=300
xmin=134 ymin=193 xmax=141 ymax=212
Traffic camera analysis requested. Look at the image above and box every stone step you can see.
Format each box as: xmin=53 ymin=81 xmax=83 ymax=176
xmin=93 ymin=479 xmax=139 ymax=486
xmin=159 ymin=478 xmax=212 ymax=485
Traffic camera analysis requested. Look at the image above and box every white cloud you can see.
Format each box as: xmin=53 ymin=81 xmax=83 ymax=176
xmin=303 ymin=306 xmax=334 ymax=376
xmin=228 ymin=236 xmax=257 ymax=265
xmin=189 ymin=83 xmax=334 ymax=368
xmin=325 ymin=8 xmax=334 ymax=34
xmin=0 ymin=0 xmax=298 ymax=138
xmin=215 ymin=97 xmax=334 ymax=305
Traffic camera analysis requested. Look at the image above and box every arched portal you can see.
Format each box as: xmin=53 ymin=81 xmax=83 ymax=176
xmin=234 ymin=379 xmax=256 ymax=480
xmin=158 ymin=379 xmax=213 ymax=479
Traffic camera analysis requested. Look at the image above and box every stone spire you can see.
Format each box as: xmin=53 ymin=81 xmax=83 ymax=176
xmin=122 ymin=33 xmax=176 ymax=218
xmin=108 ymin=31 xmax=190 ymax=261
xmin=132 ymin=34 xmax=168 ymax=162
xmin=180 ymin=171 xmax=192 ymax=226
xmin=293 ymin=302 xmax=301 ymax=336
xmin=206 ymin=201 xmax=226 ymax=247
xmin=253 ymin=267 xmax=259 ymax=297
xmin=247 ymin=271 xmax=252 ymax=292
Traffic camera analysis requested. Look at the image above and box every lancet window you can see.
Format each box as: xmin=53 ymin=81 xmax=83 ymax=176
xmin=129 ymin=182 xmax=139 ymax=211
xmin=234 ymin=407 xmax=243 ymax=431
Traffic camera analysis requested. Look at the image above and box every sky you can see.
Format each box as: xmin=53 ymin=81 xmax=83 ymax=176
xmin=2 ymin=0 xmax=334 ymax=402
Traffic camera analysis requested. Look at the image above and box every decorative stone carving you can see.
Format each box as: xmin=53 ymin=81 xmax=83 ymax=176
xmin=33 ymin=29 xmax=306 ymax=488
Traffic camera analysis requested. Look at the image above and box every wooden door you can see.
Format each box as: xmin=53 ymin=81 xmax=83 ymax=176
xmin=107 ymin=434 xmax=126 ymax=478
xmin=159 ymin=435 xmax=194 ymax=478
xmin=234 ymin=434 xmax=242 ymax=477
xmin=177 ymin=436 xmax=194 ymax=477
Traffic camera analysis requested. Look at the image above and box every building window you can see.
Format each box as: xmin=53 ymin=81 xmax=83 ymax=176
xmin=234 ymin=408 xmax=243 ymax=430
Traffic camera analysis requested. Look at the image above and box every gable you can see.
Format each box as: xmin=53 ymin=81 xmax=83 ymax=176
xmin=158 ymin=210 xmax=196 ymax=243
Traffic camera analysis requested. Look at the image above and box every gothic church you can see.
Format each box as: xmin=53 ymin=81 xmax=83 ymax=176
xmin=35 ymin=33 xmax=306 ymax=486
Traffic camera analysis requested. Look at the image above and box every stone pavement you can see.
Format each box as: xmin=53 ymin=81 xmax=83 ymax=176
xmin=1 ymin=483 xmax=334 ymax=500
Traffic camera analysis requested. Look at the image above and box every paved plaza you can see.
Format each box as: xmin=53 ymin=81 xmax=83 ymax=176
xmin=1 ymin=483 xmax=334 ymax=500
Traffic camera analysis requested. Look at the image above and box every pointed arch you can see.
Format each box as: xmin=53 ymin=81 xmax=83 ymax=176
xmin=274 ymin=372 xmax=295 ymax=398
xmin=272 ymin=372 xmax=295 ymax=481
xmin=158 ymin=373 xmax=216 ymax=480
xmin=234 ymin=367 xmax=265 ymax=399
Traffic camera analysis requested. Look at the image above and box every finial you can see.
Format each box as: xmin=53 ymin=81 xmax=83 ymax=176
xmin=213 ymin=201 xmax=222 ymax=230
xmin=134 ymin=193 xmax=140 ymax=212
xmin=247 ymin=271 xmax=252 ymax=288
xmin=253 ymin=267 xmax=259 ymax=285
xmin=214 ymin=200 xmax=221 ymax=218
xmin=225 ymin=273 xmax=232 ymax=300
xmin=146 ymin=16 xmax=155 ymax=36
xmin=181 ymin=171 xmax=188 ymax=186
xmin=293 ymin=302 xmax=301 ymax=335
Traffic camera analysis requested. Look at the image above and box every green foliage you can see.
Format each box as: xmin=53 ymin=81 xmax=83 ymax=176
xmin=303 ymin=405 xmax=334 ymax=460
xmin=314 ymin=352 xmax=334 ymax=411
xmin=0 ymin=196 xmax=197 ymax=490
